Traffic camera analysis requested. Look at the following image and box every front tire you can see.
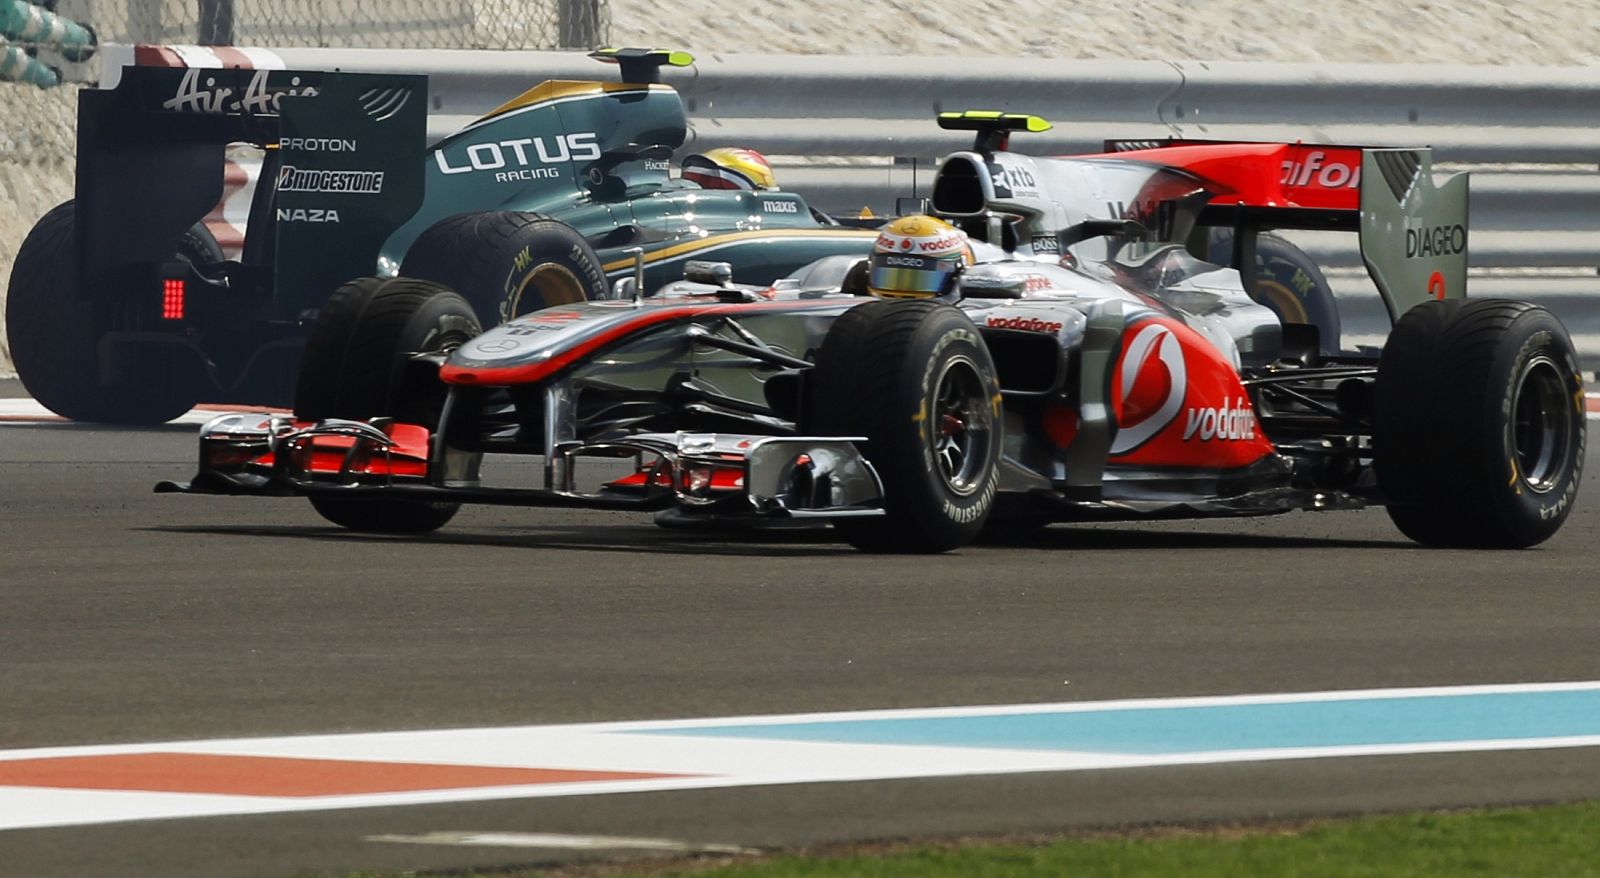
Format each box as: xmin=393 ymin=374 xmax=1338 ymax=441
xmin=293 ymin=277 xmax=482 ymax=534
xmin=1374 ymin=298 xmax=1585 ymax=548
xmin=807 ymin=300 xmax=1001 ymax=553
xmin=402 ymin=211 xmax=608 ymax=326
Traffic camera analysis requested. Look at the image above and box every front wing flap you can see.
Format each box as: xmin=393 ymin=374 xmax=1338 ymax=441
xmin=155 ymin=413 xmax=885 ymax=520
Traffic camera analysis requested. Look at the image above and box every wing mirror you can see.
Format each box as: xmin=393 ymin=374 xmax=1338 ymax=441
xmin=684 ymin=260 xmax=735 ymax=286
xmin=683 ymin=260 xmax=759 ymax=302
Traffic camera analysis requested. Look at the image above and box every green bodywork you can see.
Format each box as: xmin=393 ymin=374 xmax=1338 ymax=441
xmin=67 ymin=56 xmax=873 ymax=406
xmin=379 ymin=73 xmax=875 ymax=309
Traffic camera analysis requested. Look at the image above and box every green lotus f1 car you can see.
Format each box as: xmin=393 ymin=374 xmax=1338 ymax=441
xmin=5 ymin=48 xmax=875 ymax=423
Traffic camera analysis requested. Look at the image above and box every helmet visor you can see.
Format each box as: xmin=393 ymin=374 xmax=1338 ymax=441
xmin=868 ymin=252 xmax=962 ymax=298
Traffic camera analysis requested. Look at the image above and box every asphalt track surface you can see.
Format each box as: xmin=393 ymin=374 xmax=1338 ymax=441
xmin=3 ymin=378 xmax=1600 ymax=877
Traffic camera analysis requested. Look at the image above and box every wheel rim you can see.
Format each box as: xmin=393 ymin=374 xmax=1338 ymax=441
xmin=509 ymin=264 xmax=587 ymax=316
xmin=1510 ymin=355 xmax=1573 ymax=493
xmin=928 ymin=355 xmax=993 ymax=496
xmin=1254 ymin=278 xmax=1311 ymax=325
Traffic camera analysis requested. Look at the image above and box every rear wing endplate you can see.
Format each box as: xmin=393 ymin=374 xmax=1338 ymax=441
xmin=76 ymin=65 xmax=427 ymax=320
xmin=1358 ymin=149 xmax=1469 ymax=318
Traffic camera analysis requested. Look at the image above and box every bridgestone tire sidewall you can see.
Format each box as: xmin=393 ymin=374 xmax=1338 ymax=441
xmin=811 ymin=301 xmax=1002 ymax=553
xmin=1485 ymin=314 xmax=1585 ymax=543
xmin=905 ymin=322 xmax=1001 ymax=535
xmin=496 ymin=229 xmax=607 ymax=323
xmin=1376 ymin=299 xmax=1585 ymax=548
xmin=402 ymin=212 xmax=607 ymax=326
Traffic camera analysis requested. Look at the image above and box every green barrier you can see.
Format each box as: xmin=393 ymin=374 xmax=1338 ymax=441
xmin=0 ymin=0 xmax=94 ymax=63
xmin=0 ymin=41 xmax=58 ymax=87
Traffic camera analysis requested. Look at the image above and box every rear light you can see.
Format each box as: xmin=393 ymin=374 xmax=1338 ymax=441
xmin=161 ymin=278 xmax=185 ymax=320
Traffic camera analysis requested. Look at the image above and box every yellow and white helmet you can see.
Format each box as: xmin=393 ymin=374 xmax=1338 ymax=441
xmin=867 ymin=215 xmax=974 ymax=299
xmin=681 ymin=147 xmax=777 ymax=191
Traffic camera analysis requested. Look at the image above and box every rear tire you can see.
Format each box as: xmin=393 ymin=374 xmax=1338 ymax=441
xmin=1210 ymin=229 xmax=1340 ymax=355
xmin=293 ymin=277 xmax=482 ymax=534
xmin=1374 ymin=298 xmax=1585 ymax=548
xmin=806 ymin=300 xmax=1001 ymax=553
xmin=402 ymin=211 xmax=608 ymax=326
xmin=7 ymin=201 xmax=203 ymax=423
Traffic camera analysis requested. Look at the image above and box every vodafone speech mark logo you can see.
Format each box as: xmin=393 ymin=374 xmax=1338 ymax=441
xmin=1109 ymin=323 xmax=1187 ymax=455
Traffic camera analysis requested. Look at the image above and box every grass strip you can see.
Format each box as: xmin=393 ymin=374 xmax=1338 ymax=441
xmin=341 ymin=800 xmax=1600 ymax=877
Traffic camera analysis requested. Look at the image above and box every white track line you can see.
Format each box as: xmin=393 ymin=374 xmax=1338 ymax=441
xmin=3 ymin=681 xmax=1600 ymax=832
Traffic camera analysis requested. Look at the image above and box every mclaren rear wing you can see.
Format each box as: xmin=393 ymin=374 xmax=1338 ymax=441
xmin=1101 ymin=139 xmax=1469 ymax=320
xmin=76 ymin=64 xmax=427 ymax=320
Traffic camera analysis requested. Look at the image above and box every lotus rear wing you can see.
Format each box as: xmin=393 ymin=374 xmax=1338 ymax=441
xmin=1101 ymin=139 xmax=1469 ymax=319
xmin=76 ymin=64 xmax=427 ymax=320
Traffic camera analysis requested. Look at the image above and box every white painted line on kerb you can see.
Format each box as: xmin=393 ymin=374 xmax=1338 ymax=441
xmin=0 ymin=399 xmax=276 ymax=425
xmin=366 ymin=831 xmax=757 ymax=854
xmin=2 ymin=681 xmax=1600 ymax=832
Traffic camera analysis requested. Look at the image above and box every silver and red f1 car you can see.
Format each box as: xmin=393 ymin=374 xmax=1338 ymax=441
xmin=159 ymin=114 xmax=1586 ymax=552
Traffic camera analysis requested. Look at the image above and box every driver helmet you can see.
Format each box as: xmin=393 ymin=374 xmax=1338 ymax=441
xmin=681 ymin=147 xmax=777 ymax=191
xmin=867 ymin=215 xmax=974 ymax=299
